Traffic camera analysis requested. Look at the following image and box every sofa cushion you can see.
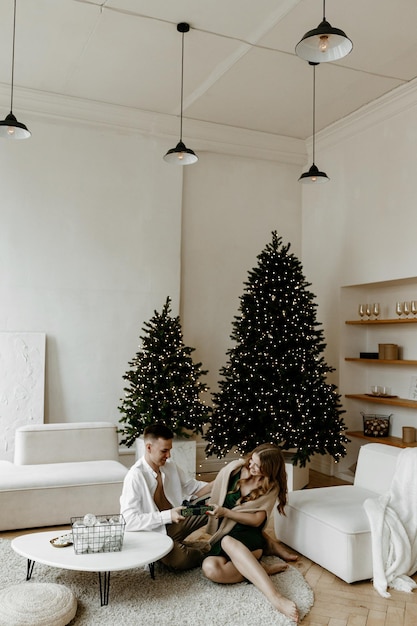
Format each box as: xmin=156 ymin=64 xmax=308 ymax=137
xmin=286 ymin=485 xmax=377 ymax=534
xmin=14 ymin=422 xmax=120 ymax=464
xmin=0 ymin=460 xmax=127 ymax=490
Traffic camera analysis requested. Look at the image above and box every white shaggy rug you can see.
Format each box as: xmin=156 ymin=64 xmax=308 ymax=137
xmin=0 ymin=539 xmax=313 ymax=625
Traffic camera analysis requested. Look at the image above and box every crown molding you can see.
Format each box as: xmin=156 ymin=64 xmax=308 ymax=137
xmin=314 ymin=76 xmax=417 ymax=151
xmin=3 ymin=75 xmax=417 ymax=165
xmin=0 ymin=84 xmax=305 ymax=165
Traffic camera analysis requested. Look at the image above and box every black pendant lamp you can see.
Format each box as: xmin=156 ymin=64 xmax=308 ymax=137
xmin=299 ymin=63 xmax=329 ymax=184
xmin=164 ymin=23 xmax=197 ymax=165
xmin=0 ymin=0 xmax=30 ymax=139
xmin=296 ymin=0 xmax=352 ymax=64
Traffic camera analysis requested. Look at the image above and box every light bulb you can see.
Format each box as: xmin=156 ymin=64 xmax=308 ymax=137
xmin=7 ymin=126 xmax=15 ymax=136
xmin=319 ymin=35 xmax=329 ymax=53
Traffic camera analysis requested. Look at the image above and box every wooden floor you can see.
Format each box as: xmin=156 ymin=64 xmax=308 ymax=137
xmin=1 ymin=470 xmax=416 ymax=625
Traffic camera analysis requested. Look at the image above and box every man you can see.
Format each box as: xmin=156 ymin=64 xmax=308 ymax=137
xmin=120 ymin=423 xmax=211 ymax=570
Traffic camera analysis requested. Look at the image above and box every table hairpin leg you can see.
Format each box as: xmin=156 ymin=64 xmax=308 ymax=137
xmin=98 ymin=571 xmax=111 ymax=606
xmin=26 ymin=559 xmax=35 ymax=580
xmin=97 ymin=564 xmax=155 ymax=606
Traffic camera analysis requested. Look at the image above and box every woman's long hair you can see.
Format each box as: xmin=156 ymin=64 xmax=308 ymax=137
xmin=233 ymin=443 xmax=288 ymax=515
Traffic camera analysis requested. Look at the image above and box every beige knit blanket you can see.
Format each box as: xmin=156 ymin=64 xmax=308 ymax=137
xmin=206 ymin=459 xmax=278 ymax=546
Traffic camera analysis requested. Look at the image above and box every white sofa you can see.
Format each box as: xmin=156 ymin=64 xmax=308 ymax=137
xmin=274 ymin=443 xmax=401 ymax=583
xmin=0 ymin=422 xmax=128 ymax=531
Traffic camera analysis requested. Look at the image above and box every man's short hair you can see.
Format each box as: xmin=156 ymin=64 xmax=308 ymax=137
xmin=143 ymin=423 xmax=174 ymax=441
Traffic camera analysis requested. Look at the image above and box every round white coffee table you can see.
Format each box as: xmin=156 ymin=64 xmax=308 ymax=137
xmin=11 ymin=530 xmax=173 ymax=606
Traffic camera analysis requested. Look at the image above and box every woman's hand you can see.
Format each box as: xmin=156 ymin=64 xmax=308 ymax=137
xmin=206 ymin=504 xmax=227 ymax=519
xmin=208 ymin=504 xmax=266 ymax=527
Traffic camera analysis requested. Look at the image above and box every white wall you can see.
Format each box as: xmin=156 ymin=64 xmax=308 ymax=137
xmin=302 ymin=79 xmax=417 ymax=475
xmin=181 ymin=150 xmax=302 ymax=394
xmin=0 ymin=115 xmax=183 ymax=424
xmin=0 ymin=97 xmax=304 ymax=431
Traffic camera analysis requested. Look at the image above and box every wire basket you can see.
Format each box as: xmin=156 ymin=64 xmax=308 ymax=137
xmin=361 ymin=412 xmax=392 ymax=438
xmin=71 ymin=514 xmax=126 ymax=554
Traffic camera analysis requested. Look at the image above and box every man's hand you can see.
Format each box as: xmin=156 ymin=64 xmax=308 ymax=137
xmin=170 ymin=506 xmax=186 ymax=523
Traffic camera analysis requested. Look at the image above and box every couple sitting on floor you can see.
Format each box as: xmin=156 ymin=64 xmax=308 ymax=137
xmin=120 ymin=423 xmax=299 ymax=623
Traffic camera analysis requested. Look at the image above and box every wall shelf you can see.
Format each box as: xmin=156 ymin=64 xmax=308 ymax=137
xmin=346 ymin=318 xmax=417 ymax=325
xmin=340 ymin=280 xmax=417 ymax=472
xmin=346 ymin=431 xmax=417 ymax=448
xmin=345 ymin=393 xmax=417 ymax=409
xmin=345 ymin=358 xmax=417 ymax=365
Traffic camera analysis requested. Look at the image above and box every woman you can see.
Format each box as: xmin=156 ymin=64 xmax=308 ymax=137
xmin=202 ymin=444 xmax=299 ymax=623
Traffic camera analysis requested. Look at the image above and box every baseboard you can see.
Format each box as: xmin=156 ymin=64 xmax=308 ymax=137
xmin=334 ymin=470 xmax=354 ymax=484
xmin=309 ymin=453 xmax=335 ymax=476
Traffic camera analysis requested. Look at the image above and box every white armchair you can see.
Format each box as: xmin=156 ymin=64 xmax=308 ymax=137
xmin=274 ymin=443 xmax=402 ymax=583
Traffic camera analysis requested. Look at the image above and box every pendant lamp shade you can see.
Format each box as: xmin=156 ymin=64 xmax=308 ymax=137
xmin=164 ymin=23 xmax=197 ymax=165
xmin=295 ymin=1 xmax=352 ymax=63
xmin=0 ymin=0 xmax=31 ymax=139
xmin=164 ymin=140 xmax=198 ymax=165
xmin=0 ymin=112 xmax=30 ymax=139
xmin=299 ymin=163 xmax=329 ymax=184
xmin=299 ymin=63 xmax=329 ymax=185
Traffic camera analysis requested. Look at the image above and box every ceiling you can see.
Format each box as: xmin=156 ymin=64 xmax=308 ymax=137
xmin=1 ymin=0 xmax=417 ymax=141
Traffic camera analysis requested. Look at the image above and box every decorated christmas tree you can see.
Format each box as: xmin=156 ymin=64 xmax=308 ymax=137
xmin=119 ymin=297 xmax=211 ymax=447
xmin=204 ymin=232 xmax=348 ymax=467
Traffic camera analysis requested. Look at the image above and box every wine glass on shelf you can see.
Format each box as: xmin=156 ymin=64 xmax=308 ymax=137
xmin=358 ymin=304 xmax=365 ymax=320
xmin=396 ymin=301 xmax=403 ymax=318
xmin=411 ymin=301 xmax=417 ymax=317
xmin=372 ymin=303 xmax=380 ymax=319
xmin=365 ymin=303 xmax=372 ymax=319
xmin=403 ymin=301 xmax=411 ymax=317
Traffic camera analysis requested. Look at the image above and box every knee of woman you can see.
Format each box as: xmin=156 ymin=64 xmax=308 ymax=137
xmin=202 ymin=557 xmax=218 ymax=581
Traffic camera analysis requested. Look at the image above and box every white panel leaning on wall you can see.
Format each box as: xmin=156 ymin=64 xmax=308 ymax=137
xmin=0 ymin=332 xmax=45 ymax=461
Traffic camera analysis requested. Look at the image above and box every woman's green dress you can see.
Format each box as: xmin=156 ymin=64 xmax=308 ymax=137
xmin=205 ymin=471 xmax=267 ymax=559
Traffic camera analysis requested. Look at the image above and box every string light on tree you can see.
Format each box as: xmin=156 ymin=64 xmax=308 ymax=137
xmin=118 ymin=297 xmax=211 ymax=447
xmin=204 ymin=232 xmax=348 ymax=467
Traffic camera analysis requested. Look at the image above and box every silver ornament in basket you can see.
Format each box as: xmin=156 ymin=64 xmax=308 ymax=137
xmin=71 ymin=513 xmax=126 ymax=554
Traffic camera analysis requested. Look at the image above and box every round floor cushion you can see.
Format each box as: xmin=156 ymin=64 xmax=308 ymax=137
xmin=0 ymin=582 xmax=77 ymax=626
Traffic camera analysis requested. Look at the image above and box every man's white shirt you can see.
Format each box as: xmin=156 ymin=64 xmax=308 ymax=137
xmin=120 ymin=456 xmax=207 ymax=533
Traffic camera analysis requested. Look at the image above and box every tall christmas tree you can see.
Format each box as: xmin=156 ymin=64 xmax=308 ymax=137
xmin=204 ymin=232 xmax=348 ymax=467
xmin=119 ymin=297 xmax=211 ymax=447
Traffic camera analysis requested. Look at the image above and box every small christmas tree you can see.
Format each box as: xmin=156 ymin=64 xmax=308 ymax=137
xmin=119 ymin=297 xmax=211 ymax=447
xmin=204 ymin=232 xmax=348 ymax=467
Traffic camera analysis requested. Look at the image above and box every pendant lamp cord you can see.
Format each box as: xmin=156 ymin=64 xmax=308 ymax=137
xmin=10 ymin=0 xmax=17 ymax=112
xmin=179 ymin=30 xmax=184 ymax=143
xmin=322 ymin=0 xmax=326 ymax=20
xmin=312 ymin=64 xmax=316 ymax=164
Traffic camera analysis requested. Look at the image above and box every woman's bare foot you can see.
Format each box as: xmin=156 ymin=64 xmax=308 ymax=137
xmin=263 ymin=535 xmax=298 ymax=561
xmin=262 ymin=560 xmax=288 ymax=575
xmin=271 ymin=594 xmax=299 ymax=623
